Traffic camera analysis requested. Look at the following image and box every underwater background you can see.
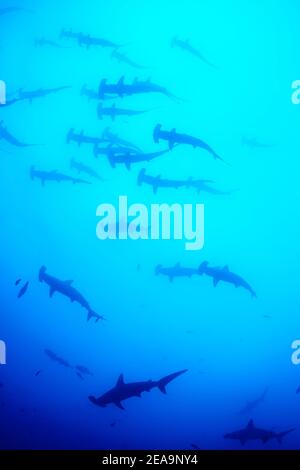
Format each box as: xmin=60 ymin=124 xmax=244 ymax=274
xmin=1 ymin=0 xmax=300 ymax=450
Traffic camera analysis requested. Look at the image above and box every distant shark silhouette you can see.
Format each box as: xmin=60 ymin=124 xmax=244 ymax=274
xmin=70 ymin=158 xmax=104 ymax=181
xmin=89 ymin=369 xmax=188 ymax=410
xmin=99 ymin=76 xmax=178 ymax=101
xmin=155 ymin=263 xmax=200 ymax=282
xmin=60 ymin=29 xmax=82 ymax=41
xmin=45 ymin=349 xmax=73 ymax=369
xmin=30 ymin=166 xmax=90 ymax=186
xmin=224 ymin=419 xmax=295 ymax=445
xmin=138 ymin=168 xmax=186 ymax=194
xmin=97 ymin=102 xmax=150 ymax=121
xmin=0 ymin=121 xmax=33 ymax=147
xmin=111 ymin=49 xmax=147 ymax=69
xmin=171 ymin=36 xmax=217 ymax=68
xmin=19 ymin=86 xmax=70 ymax=103
xmin=78 ymin=33 xmax=120 ymax=49
xmin=81 ymin=84 xmax=99 ymax=101
xmin=153 ymin=124 xmax=225 ymax=162
xmin=102 ymin=127 xmax=142 ymax=153
xmin=198 ymin=261 xmax=256 ymax=297
xmin=238 ymin=388 xmax=268 ymax=414
xmin=39 ymin=266 xmax=105 ymax=322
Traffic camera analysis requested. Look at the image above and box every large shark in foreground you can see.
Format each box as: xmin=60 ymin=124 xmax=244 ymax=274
xmin=39 ymin=266 xmax=104 ymax=322
xmin=153 ymin=124 xmax=225 ymax=162
xmin=89 ymin=369 xmax=188 ymax=410
xmin=198 ymin=261 xmax=256 ymax=297
xmin=224 ymin=420 xmax=295 ymax=445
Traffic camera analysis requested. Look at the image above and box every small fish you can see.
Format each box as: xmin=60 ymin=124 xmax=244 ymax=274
xmin=15 ymin=278 xmax=22 ymax=286
xmin=17 ymin=281 xmax=29 ymax=299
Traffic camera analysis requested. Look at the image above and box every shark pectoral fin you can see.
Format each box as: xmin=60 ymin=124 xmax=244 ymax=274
xmin=49 ymin=287 xmax=56 ymax=297
xmin=213 ymin=277 xmax=219 ymax=287
xmin=114 ymin=401 xmax=125 ymax=410
xmin=125 ymin=162 xmax=131 ymax=171
xmin=169 ymin=276 xmax=174 ymax=283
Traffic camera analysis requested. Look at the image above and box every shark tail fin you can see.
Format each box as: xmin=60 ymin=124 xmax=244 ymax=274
xmin=153 ymin=124 xmax=162 ymax=144
xmin=198 ymin=261 xmax=209 ymax=275
xmin=277 ymin=428 xmax=295 ymax=444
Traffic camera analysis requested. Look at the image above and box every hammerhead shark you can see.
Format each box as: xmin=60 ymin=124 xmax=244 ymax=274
xmin=70 ymin=158 xmax=104 ymax=180
xmin=76 ymin=365 xmax=93 ymax=377
xmin=19 ymin=86 xmax=70 ymax=103
xmin=30 ymin=166 xmax=90 ymax=186
xmin=39 ymin=266 xmax=104 ymax=322
xmin=0 ymin=121 xmax=33 ymax=147
xmin=238 ymin=388 xmax=268 ymax=415
xmin=138 ymin=168 xmax=186 ymax=194
xmin=198 ymin=261 xmax=256 ymax=297
xmin=107 ymin=148 xmax=169 ymax=170
xmin=66 ymin=128 xmax=106 ymax=147
xmin=153 ymin=124 xmax=225 ymax=162
xmin=155 ymin=263 xmax=200 ymax=282
xmin=89 ymin=369 xmax=188 ymax=410
xmin=111 ymin=49 xmax=147 ymax=69
xmin=78 ymin=33 xmax=119 ymax=49
xmin=171 ymin=36 xmax=216 ymax=68
xmin=93 ymin=143 xmax=139 ymax=159
xmin=35 ymin=37 xmax=63 ymax=48
xmin=224 ymin=419 xmax=295 ymax=445
xmin=97 ymin=102 xmax=149 ymax=121
xmin=99 ymin=76 xmax=178 ymax=100
xmin=45 ymin=349 xmax=73 ymax=369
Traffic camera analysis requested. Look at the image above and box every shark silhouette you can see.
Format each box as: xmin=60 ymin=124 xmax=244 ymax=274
xmin=0 ymin=121 xmax=33 ymax=147
xmin=97 ymin=102 xmax=149 ymax=121
xmin=89 ymin=370 xmax=188 ymax=410
xmin=155 ymin=263 xmax=200 ymax=282
xmin=70 ymin=158 xmax=104 ymax=181
xmin=171 ymin=36 xmax=217 ymax=68
xmin=238 ymin=388 xmax=268 ymax=415
xmin=224 ymin=419 xmax=295 ymax=445
xmin=198 ymin=261 xmax=256 ymax=297
xmin=99 ymin=76 xmax=178 ymax=101
xmin=153 ymin=124 xmax=225 ymax=161
xmin=30 ymin=166 xmax=90 ymax=186
xmin=111 ymin=49 xmax=147 ymax=69
xmin=138 ymin=168 xmax=186 ymax=194
xmin=39 ymin=266 xmax=104 ymax=322
xmin=107 ymin=148 xmax=169 ymax=170
xmin=19 ymin=86 xmax=70 ymax=103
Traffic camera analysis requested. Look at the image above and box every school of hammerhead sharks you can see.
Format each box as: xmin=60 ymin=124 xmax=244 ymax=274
xmin=0 ymin=5 xmax=297 ymax=449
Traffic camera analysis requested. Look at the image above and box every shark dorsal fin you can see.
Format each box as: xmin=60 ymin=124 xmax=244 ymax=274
xmin=64 ymin=280 xmax=74 ymax=285
xmin=223 ymin=265 xmax=229 ymax=272
xmin=116 ymin=374 xmax=125 ymax=387
xmin=247 ymin=419 xmax=254 ymax=429
xmin=118 ymin=76 xmax=125 ymax=86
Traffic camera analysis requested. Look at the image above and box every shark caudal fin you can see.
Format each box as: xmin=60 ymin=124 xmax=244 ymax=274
xmin=87 ymin=309 xmax=105 ymax=323
xmin=198 ymin=261 xmax=209 ymax=275
xmin=39 ymin=266 xmax=47 ymax=282
xmin=276 ymin=428 xmax=295 ymax=444
xmin=156 ymin=369 xmax=188 ymax=394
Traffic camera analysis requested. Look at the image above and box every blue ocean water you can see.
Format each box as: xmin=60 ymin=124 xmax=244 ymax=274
xmin=0 ymin=0 xmax=300 ymax=450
